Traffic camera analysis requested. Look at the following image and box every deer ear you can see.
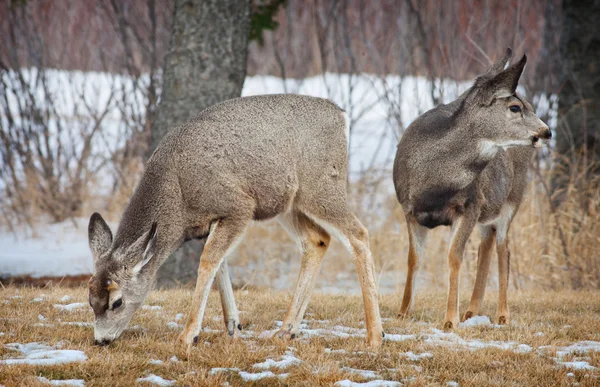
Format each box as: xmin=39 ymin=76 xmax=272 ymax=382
xmin=88 ymin=212 xmax=112 ymax=266
xmin=478 ymin=47 xmax=513 ymax=83
xmin=132 ymin=222 xmax=158 ymax=275
xmin=479 ymin=54 xmax=527 ymax=104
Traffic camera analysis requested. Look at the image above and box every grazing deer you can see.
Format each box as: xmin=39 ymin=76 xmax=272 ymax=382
xmin=393 ymin=48 xmax=551 ymax=329
xmin=87 ymin=94 xmax=383 ymax=353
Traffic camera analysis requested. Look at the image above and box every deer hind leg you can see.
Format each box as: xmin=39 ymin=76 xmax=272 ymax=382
xmin=307 ymin=211 xmax=383 ymax=349
xmin=216 ymin=258 xmax=240 ymax=337
xmin=444 ymin=210 xmax=477 ymax=330
xmin=464 ymin=225 xmax=496 ymax=321
xmin=275 ymin=210 xmax=330 ymax=339
xmin=179 ymin=217 xmax=250 ymax=355
xmin=398 ymin=218 xmax=428 ymax=318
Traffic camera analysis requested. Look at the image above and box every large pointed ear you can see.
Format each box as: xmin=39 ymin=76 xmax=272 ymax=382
xmin=131 ymin=221 xmax=158 ymax=275
xmin=478 ymin=54 xmax=527 ymax=104
xmin=88 ymin=212 xmax=112 ymax=266
xmin=477 ymin=47 xmax=513 ymax=84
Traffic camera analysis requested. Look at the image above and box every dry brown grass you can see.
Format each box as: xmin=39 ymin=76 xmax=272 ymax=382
xmin=1 ymin=286 xmax=599 ymax=386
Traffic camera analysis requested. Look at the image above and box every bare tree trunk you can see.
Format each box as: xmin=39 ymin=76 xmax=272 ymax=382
xmin=553 ymin=0 xmax=600 ymax=201
xmin=151 ymin=0 xmax=251 ymax=288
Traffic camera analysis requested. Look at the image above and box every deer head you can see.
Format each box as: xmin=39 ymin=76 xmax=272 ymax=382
xmin=460 ymin=48 xmax=551 ymax=157
xmin=87 ymin=212 xmax=159 ymax=345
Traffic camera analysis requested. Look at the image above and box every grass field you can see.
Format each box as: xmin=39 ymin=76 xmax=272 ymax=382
xmin=1 ymin=287 xmax=599 ymax=386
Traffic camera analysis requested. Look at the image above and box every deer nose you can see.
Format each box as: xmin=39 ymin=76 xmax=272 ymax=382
xmin=94 ymin=339 xmax=111 ymax=346
xmin=540 ymin=128 xmax=552 ymax=140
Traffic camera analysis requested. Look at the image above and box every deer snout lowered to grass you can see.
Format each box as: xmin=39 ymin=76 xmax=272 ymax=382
xmin=393 ymin=48 xmax=551 ymax=330
xmin=87 ymin=94 xmax=383 ymax=355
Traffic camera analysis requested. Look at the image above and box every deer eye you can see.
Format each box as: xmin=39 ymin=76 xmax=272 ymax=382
xmin=509 ymin=105 xmax=521 ymax=113
xmin=112 ymin=298 xmax=123 ymax=310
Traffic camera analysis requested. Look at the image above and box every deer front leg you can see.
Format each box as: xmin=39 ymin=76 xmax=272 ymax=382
xmin=496 ymin=236 xmax=511 ymax=324
xmin=445 ymin=211 xmax=477 ymax=330
xmin=179 ymin=218 xmax=249 ymax=355
xmin=464 ymin=225 xmax=495 ymax=321
xmin=216 ymin=258 xmax=241 ymax=337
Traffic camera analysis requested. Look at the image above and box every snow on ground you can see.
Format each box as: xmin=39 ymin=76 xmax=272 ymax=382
xmin=403 ymin=351 xmax=434 ymax=361
xmin=384 ymin=333 xmax=417 ymax=342
xmin=423 ymin=328 xmax=533 ymax=353
xmin=335 ymin=380 xmax=401 ymax=387
xmin=538 ymin=340 xmax=600 ymax=370
xmin=252 ymin=351 xmax=301 ymax=370
xmin=557 ymin=361 xmax=596 ymax=370
xmin=136 ymin=374 xmax=175 ymax=386
xmin=37 ymin=376 xmax=85 ymax=386
xmin=54 ymin=302 xmax=88 ymax=311
xmin=1 ymin=342 xmax=87 ymax=366
xmin=142 ymin=305 xmax=163 ymax=311
xmin=341 ymin=367 xmax=378 ymax=379
xmin=459 ymin=315 xmax=495 ymax=328
xmin=238 ymin=371 xmax=288 ymax=381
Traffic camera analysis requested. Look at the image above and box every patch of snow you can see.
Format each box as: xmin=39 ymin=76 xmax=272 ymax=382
xmin=238 ymin=371 xmax=279 ymax=381
xmin=459 ymin=316 xmax=492 ymax=328
xmin=166 ymin=322 xmax=182 ymax=330
xmin=169 ymin=356 xmax=180 ymax=363
xmin=252 ymin=353 xmax=301 ymax=370
xmin=32 ymin=297 xmax=44 ymax=303
xmin=274 ymin=320 xmax=307 ymax=329
xmin=174 ymin=313 xmax=184 ymax=321
xmin=142 ymin=305 xmax=163 ymax=311
xmin=0 ymin=219 xmax=109 ymax=278
xmin=384 ymin=333 xmax=417 ymax=342
xmin=61 ymin=322 xmax=93 ymax=327
xmin=33 ymin=323 xmax=55 ymax=327
xmin=403 ymin=351 xmax=433 ymax=361
xmin=557 ymin=361 xmax=596 ymax=370
xmin=551 ymin=341 xmax=600 ymax=359
xmin=136 ymin=374 xmax=175 ymax=386
xmin=149 ymin=359 xmax=163 ymax=365
xmin=38 ymin=314 xmax=46 ymax=321
xmin=534 ymin=332 xmax=544 ymax=337
xmin=335 ymin=380 xmax=401 ymax=387
xmin=1 ymin=342 xmax=87 ymax=366
xmin=37 ymin=376 xmax=85 ymax=386
xmin=59 ymin=296 xmax=73 ymax=303
xmin=446 ymin=382 xmax=459 ymax=387
xmin=342 ymin=367 xmax=378 ymax=379
xmin=424 ymin=328 xmax=532 ymax=353
xmin=567 ymin=372 xmax=575 ymax=377
xmin=54 ymin=303 xmax=87 ymax=311
xmin=209 ymin=367 xmax=240 ymax=375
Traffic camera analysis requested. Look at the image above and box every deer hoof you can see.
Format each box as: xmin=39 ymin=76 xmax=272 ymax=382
xmin=463 ymin=311 xmax=474 ymax=321
xmin=443 ymin=321 xmax=454 ymax=331
xmin=274 ymin=329 xmax=295 ymax=340
xmin=498 ymin=315 xmax=508 ymax=325
xmin=367 ymin=334 xmax=383 ymax=350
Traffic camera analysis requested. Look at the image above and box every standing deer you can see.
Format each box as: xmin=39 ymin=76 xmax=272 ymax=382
xmin=393 ymin=48 xmax=551 ymax=329
xmin=87 ymin=94 xmax=383 ymax=353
